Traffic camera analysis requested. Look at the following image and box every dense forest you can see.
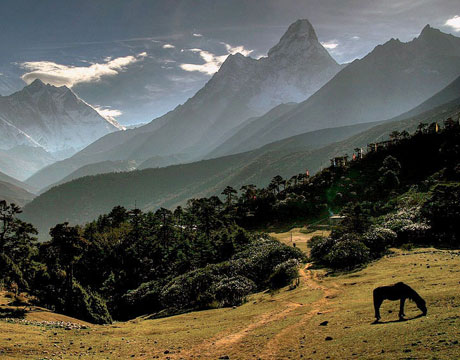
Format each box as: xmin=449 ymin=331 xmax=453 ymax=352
xmin=1 ymin=118 xmax=459 ymax=324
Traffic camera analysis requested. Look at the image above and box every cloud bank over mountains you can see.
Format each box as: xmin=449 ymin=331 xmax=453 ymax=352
xmin=21 ymin=52 xmax=148 ymax=88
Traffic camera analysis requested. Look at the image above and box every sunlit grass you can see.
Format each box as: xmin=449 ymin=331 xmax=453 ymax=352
xmin=1 ymin=246 xmax=459 ymax=359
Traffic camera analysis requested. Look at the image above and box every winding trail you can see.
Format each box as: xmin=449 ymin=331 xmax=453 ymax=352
xmin=179 ymin=264 xmax=339 ymax=359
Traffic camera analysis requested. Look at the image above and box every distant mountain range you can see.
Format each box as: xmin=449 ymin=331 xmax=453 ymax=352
xmin=206 ymin=25 xmax=460 ymax=156
xmin=21 ymin=76 xmax=460 ymax=237
xmin=25 ymin=19 xmax=343 ymax=189
xmin=0 ymin=79 xmax=123 ymax=179
xmin=25 ymin=23 xmax=460 ymax=191
xmin=0 ymin=79 xmax=123 ymax=154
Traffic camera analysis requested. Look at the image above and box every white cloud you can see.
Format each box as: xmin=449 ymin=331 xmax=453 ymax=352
xmin=193 ymin=33 xmax=203 ymax=37
xmin=95 ymin=107 xmax=123 ymax=118
xmin=179 ymin=43 xmax=253 ymax=75
xmin=321 ymin=41 xmax=339 ymax=50
xmin=162 ymin=44 xmax=175 ymax=49
xmin=222 ymin=43 xmax=254 ymax=57
xmin=351 ymin=36 xmax=360 ymax=40
xmin=445 ymin=15 xmax=460 ymax=32
xmin=20 ymin=52 xmax=147 ymax=87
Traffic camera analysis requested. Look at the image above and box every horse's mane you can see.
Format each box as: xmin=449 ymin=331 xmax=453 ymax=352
xmin=406 ymin=285 xmax=425 ymax=306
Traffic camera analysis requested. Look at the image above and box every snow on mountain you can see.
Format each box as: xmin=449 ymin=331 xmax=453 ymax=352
xmin=0 ymin=79 xmax=123 ymax=154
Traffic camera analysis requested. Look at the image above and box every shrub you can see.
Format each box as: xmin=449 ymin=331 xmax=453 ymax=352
xmin=363 ymin=226 xmax=397 ymax=257
xmin=399 ymin=222 xmax=431 ymax=244
xmin=212 ymin=275 xmax=255 ymax=306
xmin=71 ymin=281 xmax=112 ymax=324
xmin=268 ymin=259 xmax=300 ymax=289
xmin=232 ymin=236 xmax=305 ymax=286
xmin=120 ymin=280 xmax=163 ymax=319
xmin=160 ymin=268 xmax=217 ymax=310
xmin=421 ymin=183 xmax=460 ymax=245
xmin=310 ymin=236 xmax=336 ymax=265
xmin=325 ymin=238 xmax=370 ymax=269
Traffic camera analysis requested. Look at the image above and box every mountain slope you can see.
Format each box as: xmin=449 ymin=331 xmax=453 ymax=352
xmin=21 ymin=87 xmax=460 ymax=236
xmin=86 ymin=19 xmax=342 ymax=159
xmin=0 ymin=179 xmax=35 ymax=206
xmin=0 ymin=145 xmax=56 ymax=181
xmin=0 ymin=79 xmax=122 ymax=154
xmin=0 ymin=170 xmax=37 ymax=194
xmin=26 ymin=19 xmax=342 ymax=189
xmin=219 ymin=25 xmax=460 ymax=152
xmin=206 ymin=103 xmax=298 ymax=158
xmin=39 ymin=159 xmax=140 ymax=194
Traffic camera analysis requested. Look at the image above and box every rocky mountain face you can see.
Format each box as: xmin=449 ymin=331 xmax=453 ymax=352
xmin=26 ymin=19 xmax=344 ymax=189
xmin=0 ymin=79 xmax=123 ymax=155
xmin=223 ymin=25 xmax=460 ymax=151
xmin=114 ymin=19 xmax=342 ymax=158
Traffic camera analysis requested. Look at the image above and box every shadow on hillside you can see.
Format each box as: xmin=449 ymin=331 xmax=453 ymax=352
xmin=371 ymin=313 xmax=425 ymax=325
xmin=0 ymin=307 xmax=26 ymax=319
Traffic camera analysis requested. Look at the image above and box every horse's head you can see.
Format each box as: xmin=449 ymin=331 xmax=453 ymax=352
xmin=417 ymin=298 xmax=427 ymax=316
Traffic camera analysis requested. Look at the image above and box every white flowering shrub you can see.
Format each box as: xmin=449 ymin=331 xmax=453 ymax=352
xmin=378 ymin=206 xmax=430 ymax=244
xmin=325 ymin=239 xmax=370 ymax=269
xmin=363 ymin=226 xmax=397 ymax=256
xmin=159 ymin=236 xmax=304 ymax=312
xmin=212 ymin=275 xmax=255 ymax=306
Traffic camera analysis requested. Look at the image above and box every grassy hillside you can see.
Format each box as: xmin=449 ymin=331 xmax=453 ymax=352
xmin=21 ymin=97 xmax=460 ymax=237
xmin=1 ymin=247 xmax=458 ymax=359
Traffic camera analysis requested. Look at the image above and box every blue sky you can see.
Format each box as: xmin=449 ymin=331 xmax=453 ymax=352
xmin=1 ymin=0 xmax=459 ymax=125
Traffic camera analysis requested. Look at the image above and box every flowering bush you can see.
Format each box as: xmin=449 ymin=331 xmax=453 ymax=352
xmin=309 ymin=236 xmax=336 ymax=264
xmin=378 ymin=206 xmax=430 ymax=244
xmin=325 ymin=238 xmax=370 ymax=269
xmin=212 ymin=275 xmax=255 ymax=306
xmin=400 ymin=222 xmax=431 ymax=243
xmin=268 ymin=259 xmax=300 ymax=289
xmin=158 ymin=236 xmax=304 ymax=313
xmin=363 ymin=226 xmax=397 ymax=256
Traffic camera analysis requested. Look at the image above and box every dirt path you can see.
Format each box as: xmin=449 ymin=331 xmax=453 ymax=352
xmin=259 ymin=266 xmax=339 ymax=358
xmin=179 ymin=264 xmax=338 ymax=359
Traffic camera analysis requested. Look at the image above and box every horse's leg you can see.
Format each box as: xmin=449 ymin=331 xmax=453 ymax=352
xmin=399 ymin=298 xmax=406 ymax=319
xmin=373 ymin=294 xmax=382 ymax=320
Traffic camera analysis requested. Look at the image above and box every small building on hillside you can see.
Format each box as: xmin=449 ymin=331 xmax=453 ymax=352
xmin=330 ymin=155 xmax=349 ymax=167
xmin=367 ymin=139 xmax=396 ymax=152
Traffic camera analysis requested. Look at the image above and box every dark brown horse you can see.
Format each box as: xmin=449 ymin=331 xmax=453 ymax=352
xmin=373 ymin=282 xmax=427 ymax=321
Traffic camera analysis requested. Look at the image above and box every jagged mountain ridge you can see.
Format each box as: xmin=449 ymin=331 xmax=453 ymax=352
xmin=220 ymin=25 xmax=460 ymax=152
xmin=0 ymin=79 xmax=123 ymax=154
xmin=25 ymin=19 xmax=343 ymax=189
xmin=100 ymin=19 xmax=342 ymax=158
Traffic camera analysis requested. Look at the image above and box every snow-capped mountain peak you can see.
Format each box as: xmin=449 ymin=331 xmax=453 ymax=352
xmin=0 ymin=80 xmax=123 ymax=155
